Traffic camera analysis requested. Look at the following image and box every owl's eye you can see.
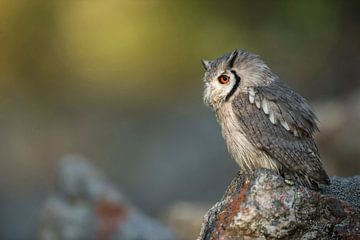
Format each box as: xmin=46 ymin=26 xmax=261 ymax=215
xmin=218 ymin=75 xmax=230 ymax=84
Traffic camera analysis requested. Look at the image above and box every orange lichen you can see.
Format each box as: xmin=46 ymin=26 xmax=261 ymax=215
xmin=210 ymin=177 xmax=251 ymax=239
xmin=95 ymin=199 xmax=129 ymax=240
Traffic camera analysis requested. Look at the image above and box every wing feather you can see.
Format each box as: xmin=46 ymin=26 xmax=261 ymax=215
xmin=232 ymin=83 xmax=329 ymax=186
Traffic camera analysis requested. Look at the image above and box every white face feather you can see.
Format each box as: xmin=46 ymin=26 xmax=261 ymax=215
xmin=203 ymin=69 xmax=238 ymax=110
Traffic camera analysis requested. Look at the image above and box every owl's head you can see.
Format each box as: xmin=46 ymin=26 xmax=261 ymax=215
xmin=202 ymin=49 xmax=275 ymax=110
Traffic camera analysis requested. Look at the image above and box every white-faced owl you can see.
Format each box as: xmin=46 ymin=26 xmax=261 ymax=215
xmin=202 ymin=49 xmax=330 ymax=190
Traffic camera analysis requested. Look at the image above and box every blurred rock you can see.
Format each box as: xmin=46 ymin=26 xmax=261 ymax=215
xmin=38 ymin=155 xmax=174 ymax=240
xmin=164 ymin=201 xmax=211 ymax=240
xmin=197 ymin=169 xmax=360 ymax=240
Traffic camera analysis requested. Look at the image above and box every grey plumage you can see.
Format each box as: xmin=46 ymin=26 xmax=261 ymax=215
xmin=202 ymin=49 xmax=330 ymax=190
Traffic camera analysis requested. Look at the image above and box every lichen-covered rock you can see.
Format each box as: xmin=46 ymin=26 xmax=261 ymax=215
xmin=38 ymin=155 xmax=174 ymax=240
xmin=197 ymin=169 xmax=360 ymax=240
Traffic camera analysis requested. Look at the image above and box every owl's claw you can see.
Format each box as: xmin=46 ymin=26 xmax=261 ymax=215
xmin=285 ymin=179 xmax=295 ymax=186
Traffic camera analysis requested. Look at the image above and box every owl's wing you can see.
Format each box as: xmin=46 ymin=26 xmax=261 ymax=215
xmin=232 ymin=82 xmax=329 ymax=185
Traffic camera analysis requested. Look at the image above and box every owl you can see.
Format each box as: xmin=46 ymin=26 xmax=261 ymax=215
xmin=202 ymin=49 xmax=330 ymax=190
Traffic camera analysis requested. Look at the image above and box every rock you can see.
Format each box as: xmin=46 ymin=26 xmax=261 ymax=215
xmin=38 ymin=155 xmax=174 ymax=240
xmin=322 ymin=175 xmax=360 ymax=210
xmin=197 ymin=169 xmax=360 ymax=240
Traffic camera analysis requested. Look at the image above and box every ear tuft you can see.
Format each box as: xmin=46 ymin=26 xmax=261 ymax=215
xmin=201 ymin=59 xmax=211 ymax=70
xmin=227 ymin=49 xmax=239 ymax=68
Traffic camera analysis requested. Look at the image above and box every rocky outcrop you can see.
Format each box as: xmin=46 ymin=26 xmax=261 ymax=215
xmin=198 ymin=169 xmax=360 ymax=240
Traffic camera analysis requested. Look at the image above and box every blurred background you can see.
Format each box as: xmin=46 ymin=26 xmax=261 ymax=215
xmin=0 ymin=1 xmax=359 ymax=239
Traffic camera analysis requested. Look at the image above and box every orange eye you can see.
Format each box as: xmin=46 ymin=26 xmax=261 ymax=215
xmin=218 ymin=75 xmax=230 ymax=84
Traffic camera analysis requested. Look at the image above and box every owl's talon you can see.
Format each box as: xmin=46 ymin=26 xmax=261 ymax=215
xmin=285 ymin=179 xmax=295 ymax=186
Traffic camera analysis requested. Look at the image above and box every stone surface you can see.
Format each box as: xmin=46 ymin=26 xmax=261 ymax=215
xmin=38 ymin=155 xmax=174 ymax=240
xmin=197 ymin=169 xmax=360 ymax=240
